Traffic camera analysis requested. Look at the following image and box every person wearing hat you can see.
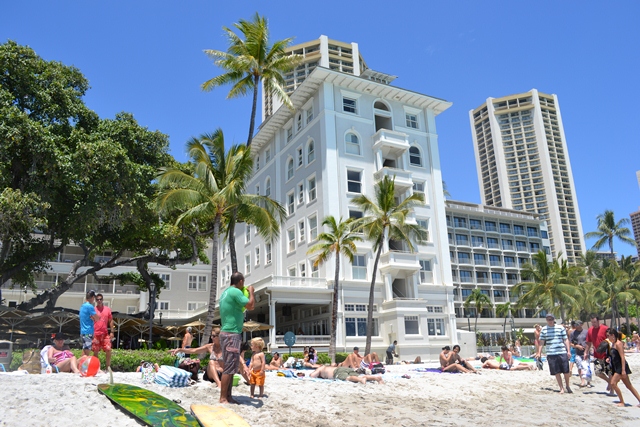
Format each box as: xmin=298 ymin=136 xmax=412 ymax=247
xmin=536 ymin=313 xmax=572 ymax=393
xmin=79 ymin=290 xmax=100 ymax=357
xmin=47 ymin=333 xmax=80 ymax=374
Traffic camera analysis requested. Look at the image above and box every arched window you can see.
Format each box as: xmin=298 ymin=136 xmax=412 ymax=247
xmin=409 ymin=146 xmax=422 ymax=167
xmin=345 ymin=133 xmax=360 ymax=155
xmin=265 ymin=178 xmax=271 ymax=197
xmin=296 ymin=113 xmax=303 ymax=131
xmin=287 ymin=158 xmax=294 ymax=180
xmin=374 ymin=100 xmax=389 ymax=111
xmin=307 ymin=140 xmax=315 ymax=164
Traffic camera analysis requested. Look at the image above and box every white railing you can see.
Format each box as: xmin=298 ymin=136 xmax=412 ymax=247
xmin=371 ymin=129 xmax=410 ymax=150
xmin=274 ymin=335 xmax=330 ymax=346
xmin=251 ymin=275 xmax=329 ymax=291
xmin=374 ymin=167 xmax=412 ymax=185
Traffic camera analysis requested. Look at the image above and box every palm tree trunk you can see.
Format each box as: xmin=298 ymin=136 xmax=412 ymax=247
xmin=246 ymin=75 xmax=259 ymax=146
xmin=625 ymin=301 xmax=630 ymax=334
xmin=203 ymin=214 xmax=221 ymax=341
xmin=365 ymin=237 xmax=384 ymax=356
xmin=228 ymin=210 xmax=238 ymax=273
xmin=329 ymin=252 xmax=340 ymax=364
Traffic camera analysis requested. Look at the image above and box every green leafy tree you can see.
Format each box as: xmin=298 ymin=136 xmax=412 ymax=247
xmin=352 ymin=176 xmax=427 ymax=355
xmin=513 ymin=251 xmax=580 ymax=322
xmin=202 ymin=13 xmax=301 ymax=145
xmin=495 ymin=301 xmax=513 ymax=341
xmin=591 ymin=260 xmax=628 ymax=329
xmin=156 ymin=130 xmax=284 ymax=339
xmin=585 ymin=210 xmax=636 ymax=258
xmin=617 ymin=256 xmax=640 ymax=333
xmin=307 ymin=216 xmax=362 ymax=364
xmin=464 ymin=288 xmax=492 ymax=332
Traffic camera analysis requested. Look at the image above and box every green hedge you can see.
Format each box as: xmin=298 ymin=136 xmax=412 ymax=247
xmin=8 ymin=349 xmax=349 ymax=372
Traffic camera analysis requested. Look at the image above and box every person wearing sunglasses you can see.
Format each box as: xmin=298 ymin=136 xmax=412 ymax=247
xmin=169 ymin=328 xmax=223 ymax=387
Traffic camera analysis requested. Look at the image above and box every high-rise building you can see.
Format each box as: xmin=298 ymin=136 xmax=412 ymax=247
xmin=631 ymin=209 xmax=640 ymax=258
xmin=262 ymin=35 xmax=396 ymax=121
xmin=636 ymin=170 xmax=640 ymax=189
xmin=231 ymin=37 xmax=455 ymax=359
xmin=469 ymin=89 xmax=585 ymax=264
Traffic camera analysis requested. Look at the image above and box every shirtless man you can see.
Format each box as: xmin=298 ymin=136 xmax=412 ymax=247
xmin=450 ymin=345 xmax=479 ymax=373
xmin=500 ymin=346 xmax=535 ymax=371
xmin=265 ymin=352 xmax=284 ymax=370
xmin=339 ymin=347 xmax=364 ymax=368
xmin=310 ymin=365 xmax=383 ymax=384
xmin=439 ymin=346 xmax=469 ymax=373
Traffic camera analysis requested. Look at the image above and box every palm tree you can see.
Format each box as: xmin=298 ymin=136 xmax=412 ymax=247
xmin=156 ymin=129 xmax=283 ymax=339
xmin=352 ymin=176 xmax=428 ymax=355
xmin=202 ymin=13 xmax=301 ymax=145
xmin=495 ymin=301 xmax=513 ymax=342
xmin=585 ymin=210 xmax=636 ymax=258
xmin=307 ymin=216 xmax=362 ymax=364
xmin=591 ymin=259 xmax=628 ymax=329
xmin=618 ymin=256 xmax=640 ymax=333
xmin=512 ymin=251 xmax=580 ymax=322
xmin=464 ymin=288 xmax=492 ymax=332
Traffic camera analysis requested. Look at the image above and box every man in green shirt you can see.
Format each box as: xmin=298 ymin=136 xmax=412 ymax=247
xmin=219 ymin=272 xmax=255 ymax=404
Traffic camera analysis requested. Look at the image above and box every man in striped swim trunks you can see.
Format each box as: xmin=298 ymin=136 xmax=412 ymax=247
xmin=219 ymin=272 xmax=255 ymax=404
xmin=536 ymin=313 xmax=572 ymax=394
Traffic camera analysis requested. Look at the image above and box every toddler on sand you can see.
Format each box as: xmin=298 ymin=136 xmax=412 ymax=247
xmin=249 ymin=337 xmax=266 ymax=398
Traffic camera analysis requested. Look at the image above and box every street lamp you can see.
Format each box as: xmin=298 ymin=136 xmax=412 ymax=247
xmin=148 ymin=281 xmax=157 ymax=348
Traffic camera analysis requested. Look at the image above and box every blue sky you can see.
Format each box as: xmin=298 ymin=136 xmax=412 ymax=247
xmin=3 ymin=1 xmax=639 ymax=256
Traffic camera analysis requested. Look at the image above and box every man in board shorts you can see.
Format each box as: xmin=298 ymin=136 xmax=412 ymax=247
xmin=79 ymin=290 xmax=100 ymax=356
xmin=92 ymin=293 xmax=115 ymax=369
xmin=218 ymin=272 xmax=255 ymax=404
xmin=584 ymin=314 xmax=612 ymax=394
xmin=536 ymin=313 xmax=572 ymax=394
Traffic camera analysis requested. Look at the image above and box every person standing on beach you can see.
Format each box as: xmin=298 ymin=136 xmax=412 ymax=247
xmin=584 ymin=314 xmax=612 ymax=394
xmin=92 ymin=293 xmax=114 ymax=369
xmin=570 ymin=320 xmax=590 ymax=387
xmin=536 ymin=313 xmax=572 ymax=393
xmin=386 ymin=340 xmax=398 ymax=365
xmin=218 ymin=272 xmax=254 ymax=404
xmin=606 ymin=328 xmax=640 ymax=407
xmin=182 ymin=327 xmax=194 ymax=349
xmin=79 ymin=290 xmax=100 ymax=357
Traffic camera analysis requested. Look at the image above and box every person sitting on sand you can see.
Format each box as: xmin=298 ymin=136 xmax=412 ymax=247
xmin=339 ymin=347 xmax=364 ymax=368
xmin=265 ymin=352 xmax=284 ymax=370
xmin=170 ymin=328 xmax=223 ymax=387
xmin=47 ymin=333 xmax=80 ymax=374
xmin=450 ymin=345 xmax=479 ymax=373
xmin=310 ymin=365 xmax=383 ymax=384
xmin=439 ymin=346 xmax=470 ymax=373
xmin=303 ymin=346 xmax=322 ymax=369
xmin=500 ymin=346 xmax=535 ymax=371
xmin=360 ymin=351 xmax=382 ymax=370
xmin=136 ymin=361 xmax=160 ymax=372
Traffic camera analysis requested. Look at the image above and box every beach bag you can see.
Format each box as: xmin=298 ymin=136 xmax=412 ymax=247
xmin=371 ymin=363 xmax=386 ymax=374
xmin=178 ymin=358 xmax=200 ymax=382
xmin=18 ymin=350 xmax=41 ymax=374
xmin=140 ymin=362 xmax=156 ymax=384
xmin=155 ymin=365 xmax=191 ymax=387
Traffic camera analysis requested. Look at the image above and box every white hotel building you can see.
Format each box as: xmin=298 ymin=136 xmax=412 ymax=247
xmin=469 ymin=90 xmax=585 ymax=264
xmin=217 ymin=36 xmax=457 ymax=359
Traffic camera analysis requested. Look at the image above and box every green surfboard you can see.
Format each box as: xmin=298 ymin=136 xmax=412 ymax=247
xmin=98 ymin=383 xmax=200 ymax=427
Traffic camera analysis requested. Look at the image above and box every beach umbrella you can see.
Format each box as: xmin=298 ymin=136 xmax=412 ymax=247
xmin=166 ymin=336 xmax=182 ymax=348
xmin=243 ymin=320 xmax=272 ymax=337
xmin=8 ymin=329 xmax=26 ymax=342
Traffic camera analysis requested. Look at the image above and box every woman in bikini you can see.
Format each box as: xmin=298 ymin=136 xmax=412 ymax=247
xmin=47 ymin=332 xmax=80 ymax=373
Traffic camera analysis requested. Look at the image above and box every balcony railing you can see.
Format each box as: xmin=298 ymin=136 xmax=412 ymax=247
xmin=374 ymin=167 xmax=412 ymax=190
xmin=372 ymin=129 xmax=410 ymax=153
xmin=379 ymin=251 xmax=420 ymax=272
xmin=251 ymin=275 xmax=329 ymax=291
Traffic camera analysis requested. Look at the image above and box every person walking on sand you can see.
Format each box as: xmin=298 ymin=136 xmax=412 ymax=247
xmin=570 ymin=320 xmax=591 ymax=387
xmin=386 ymin=340 xmax=398 ymax=365
xmin=92 ymin=293 xmax=115 ymax=369
xmin=584 ymin=314 xmax=613 ymax=395
xmin=182 ymin=327 xmax=194 ymax=349
xmin=218 ymin=272 xmax=254 ymax=404
xmin=79 ymin=290 xmax=100 ymax=357
xmin=606 ymin=328 xmax=640 ymax=407
xmin=536 ymin=313 xmax=573 ymax=393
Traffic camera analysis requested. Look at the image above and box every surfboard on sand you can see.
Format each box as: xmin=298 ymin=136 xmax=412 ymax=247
xmin=190 ymin=404 xmax=250 ymax=427
xmin=98 ymin=383 xmax=199 ymax=427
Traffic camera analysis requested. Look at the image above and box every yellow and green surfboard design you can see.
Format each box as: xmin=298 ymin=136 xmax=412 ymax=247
xmin=98 ymin=383 xmax=199 ymax=427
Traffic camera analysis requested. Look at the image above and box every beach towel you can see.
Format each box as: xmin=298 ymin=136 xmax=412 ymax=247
xmin=411 ymin=367 xmax=459 ymax=373
xmin=154 ymin=365 xmax=191 ymax=387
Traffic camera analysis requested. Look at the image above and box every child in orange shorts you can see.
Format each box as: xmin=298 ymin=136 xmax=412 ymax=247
xmin=249 ymin=337 xmax=266 ymax=398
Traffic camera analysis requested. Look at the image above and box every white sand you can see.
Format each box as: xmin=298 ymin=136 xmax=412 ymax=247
xmin=2 ymin=354 xmax=640 ymax=426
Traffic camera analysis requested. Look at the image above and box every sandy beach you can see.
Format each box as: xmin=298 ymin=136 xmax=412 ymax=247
xmin=1 ymin=354 xmax=640 ymax=427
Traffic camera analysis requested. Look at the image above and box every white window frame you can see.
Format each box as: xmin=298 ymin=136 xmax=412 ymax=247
xmin=307 ymin=139 xmax=315 ymax=164
xmin=287 ymin=191 xmax=295 ymax=216
xmin=427 ymin=318 xmax=446 ymax=336
xmin=419 ymin=259 xmax=432 ymax=283
xmin=404 ymin=315 xmax=420 ymax=335
xmin=265 ymin=178 xmax=271 ymax=197
xmin=265 ymin=147 xmax=271 ymax=163
xmin=343 ymin=96 xmax=357 ymax=114
xmin=299 ymin=262 xmax=306 ymax=277
xmin=158 ymin=301 xmax=170 ymax=311
xmin=265 ymin=243 xmax=272 ymax=265
xmin=245 ymin=225 xmax=251 ymax=244
xmin=409 ymin=146 xmax=423 ymax=167
xmin=287 ymin=227 xmax=296 ymax=253
xmin=311 ymin=262 xmax=319 ymax=277
xmin=188 ymin=275 xmax=207 ymax=292
xmin=288 ymin=265 xmax=296 ymax=277
xmin=127 ymin=306 xmax=137 ymax=314
xmin=255 ymin=154 xmax=260 ymax=171
xmin=297 ymin=182 xmax=305 ymax=205
xmin=345 ymin=132 xmax=361 ymax=156
xmin=405 ymin=113 xmax=418 ymax=129
xmin=245 ymin=254 xmax=251 ymax=275
xmin=286 ymin=157 xmax=294 ymax=181
xmin=352 ymin=254 xmax=367 ymax=280
xmin=297 ymin=146 xmax=303 ymax=169
xmin=298 ymin=219 xmax=306 ymax=243
xmin=346 ymin=169 xmax=363 ymax=194
xmin=255 ymin=247 xmax=260 ymax=266
xmin=187 ymin=302 xmax=206 ymax=311
xmin=159 ymin=273 xmax=171 ymax=291
xmin=286 ymin=127 xmax=293 ymax=143
xmin=308 ymin=214 xmax=318 ymax=241
xmin=306 ymin=107 xmax=313 ymax=123
xmin=296 ymin=113 xmax=303 ymax=132
xmin=307 ymin=175 xmax=316 ymax=202
xmin=255 ymin=184 xmax=260 ymax=196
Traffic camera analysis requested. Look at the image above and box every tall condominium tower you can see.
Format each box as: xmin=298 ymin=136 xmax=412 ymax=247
xmin=469 ymin=89 xmax=584 ymax=264
xmin=631 ymin=210 xmax=640 ymax=258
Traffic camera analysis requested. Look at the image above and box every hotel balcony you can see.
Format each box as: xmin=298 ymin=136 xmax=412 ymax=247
xmin=372 ymin=129 xmax=410 ymax=157
xmin=379 ymin=250 xmax=420 ymax=274
xmin=374 ymin=167 xmax=413 ymax=192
